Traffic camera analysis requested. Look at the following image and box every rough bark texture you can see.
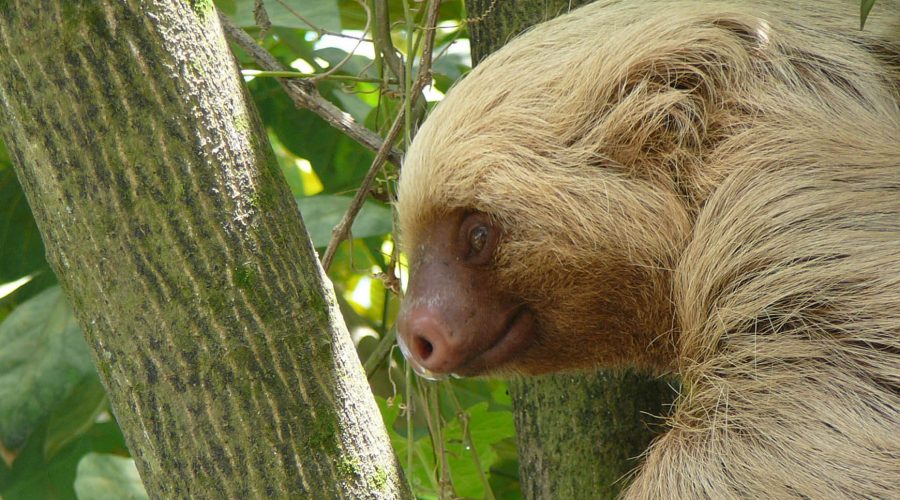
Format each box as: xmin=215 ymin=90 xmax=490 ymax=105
xmin=466 ymin=0 xmax=593 ymax=65
xmin=0 ymin=1 xmax=407 ymax=498
xmin=508 ymin=374 xmax=675 ymax=499
xmin=465 ymin=1 xmax=677 ymax=498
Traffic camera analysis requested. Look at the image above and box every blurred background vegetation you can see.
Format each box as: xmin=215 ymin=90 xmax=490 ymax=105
xmin=0 ymin=1 xmax=520 ymax=498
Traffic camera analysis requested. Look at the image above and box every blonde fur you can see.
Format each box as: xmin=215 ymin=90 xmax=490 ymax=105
xmin=398 ymin=1 xmax=899 ymax=497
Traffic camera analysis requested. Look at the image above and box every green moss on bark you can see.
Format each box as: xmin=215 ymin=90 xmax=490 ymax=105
xmin=0 ymin=2 xmax=408 ymax=498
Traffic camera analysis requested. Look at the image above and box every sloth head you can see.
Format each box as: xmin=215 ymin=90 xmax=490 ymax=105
xmin=394 ymin=1 xmax=895 ymax=378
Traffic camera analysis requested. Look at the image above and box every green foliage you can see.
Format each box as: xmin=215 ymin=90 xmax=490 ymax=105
xmin=0 ymin=150 xmax=55 ymax=307
xmin=44 ymin=374 xmax=108 ymax=461
xmin=0 ymin=0 xmax=519 ymax=498
xmin=859 ymin=0 xmax=878 ymax=29
xmin=377 ymin=379 xmax=519 ymax=499
xmin=0 ymin=411 xmax=129 ymax=499
xmin=73 ymin=453 xmax=148 ymax=500
xmin=227 ymin=0 xmax=341 ymax=32
xmin=296 ymin=194 xmax=393 ymax=248
xmin=0 ymin=162 xmax=44 ymax=284
xmin=0 ymin=287 xmax=94 ymax=450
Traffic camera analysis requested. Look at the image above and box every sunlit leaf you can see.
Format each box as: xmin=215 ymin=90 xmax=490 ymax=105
xmin=0 ymin=275 xmax=34 ymax=301
xmin=0 ymin=160 xmax=53 ymax=301
xmin=74 ymin=453 xmax=148 ymax=500
xmin=0 ymin=287 xmax=93 ymax=450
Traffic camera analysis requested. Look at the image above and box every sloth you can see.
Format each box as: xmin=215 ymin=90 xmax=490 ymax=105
xmin=395 ymin=0 xmax=899 ymax=497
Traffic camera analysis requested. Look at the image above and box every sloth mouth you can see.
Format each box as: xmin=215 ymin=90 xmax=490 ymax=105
xmin=453 ymin=306 xmax=536 ymax=377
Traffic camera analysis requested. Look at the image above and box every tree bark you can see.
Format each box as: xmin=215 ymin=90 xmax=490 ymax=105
xmin=466 ymin=0 xmax=593 ymax=65
xmin=465 ymin=1 xmax=677 ymax=498
xmin=508 ymin=373 xmax=674 ymax=499
xmin=0 ymin=2 xmax=407 ymax=498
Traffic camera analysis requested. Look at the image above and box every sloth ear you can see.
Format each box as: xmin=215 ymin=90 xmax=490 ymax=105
xmin=581 ymin=16 xmax=769 ymax=174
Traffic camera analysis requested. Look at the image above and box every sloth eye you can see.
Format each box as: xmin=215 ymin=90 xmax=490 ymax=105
xmin=469 ymin=224 xmax=489 ymax=254
xmin=460 ymin=212 xmax=498 ymax=265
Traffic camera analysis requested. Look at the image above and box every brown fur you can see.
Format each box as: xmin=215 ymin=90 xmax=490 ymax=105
xmin=398 ymin=0 xmax=899 ymax=497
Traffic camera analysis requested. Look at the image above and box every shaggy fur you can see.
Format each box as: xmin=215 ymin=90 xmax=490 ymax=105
xmin=397 ymin=0 xmax=899 ymax=497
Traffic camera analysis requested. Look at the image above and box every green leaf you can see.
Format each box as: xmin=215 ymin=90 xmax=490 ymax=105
xmin=74 ymin=453 xmax=148 ymax=500
xmin=0 ymin=456 xmax=10 ymax=490
xmin=375 ymin=395 xmax=401 ymax=430
xmin=214 ymin=0 xmax=237 ymax=16
xmin=443 ymin=402 xmax=516 ymax=499
xmin=487 ymin=437 xmax=521 ymax=500
xmin=44 ymin=373 xmax=108 ymax=460
xmin=81 ymin=421 xmax=129 ymax=457
xmin=331 ymin=90 xmax=374 ymax=124
xmin=431 ymin=52 xmax=469 ymax=94
xmin=324 ymin=134 xmax=376 ymax=191
xmin=860 ymin=0 xmax=877 ymax=29
xmin=0 ymin=159 xmax=54 ymax=301
xmin=1 ymin=419 xmax=85 ymax=500
xmin=250 ymin=78 xmax=374 ymax=193
xmin=337 ymin=0 xmax=397 ymax=30
xmin=2 ymin=418 xmax=130 ymax=499
xmin=362 ymin=236 xmax=388 ymax=271
xmin=0 ymin=287 xmax=94 ymax=450
xmin=377 ymin=395 xmax=440 ymax=497
xmin=447 ymin=379 xmax=512 ymax=414
xmin=0 ymin=275 xmax=34 ymax=301
xmin=230 ymin=0 xmax=341 ymax=32
xmin=337 ymin=0 xmax=464 ymax=31
xmin=296 ymin=195 xmax=392 ymax=248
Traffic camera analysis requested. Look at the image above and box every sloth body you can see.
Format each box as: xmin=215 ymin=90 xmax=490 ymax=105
xmin=396 ymin=1 xmax=899 ymax=497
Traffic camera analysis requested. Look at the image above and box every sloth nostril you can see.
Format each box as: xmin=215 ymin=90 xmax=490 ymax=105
xmin=414 ymin=335 xmax=434 ymax=360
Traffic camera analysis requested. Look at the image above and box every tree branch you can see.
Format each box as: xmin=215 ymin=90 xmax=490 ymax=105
xmin=374 ymin=0 xmax=406 ymax=83
xmin=320 ymin=0 xmax=443 ymax=270
xmin=218 ymin=12 xmax=403 ymax=167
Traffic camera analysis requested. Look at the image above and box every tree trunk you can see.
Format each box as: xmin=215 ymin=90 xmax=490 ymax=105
xmin=508 ymin=373 xmax=674 ymax=499
xmin=465 ymin=1 xmax=677 ymax=498
xmin=0 ymin=2 xmax=407 ymax=498
xmin=466 ymin=0 xmax=593 ymax=65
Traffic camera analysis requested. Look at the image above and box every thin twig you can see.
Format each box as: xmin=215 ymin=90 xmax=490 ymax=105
xmin=320 ymin=101 xmax=405 ymax=269
xmin=446 ymin=384 xmax=496 ymax=500
xmin=311 ymin=0 xmax=372 ymax=83
xmin=320 ymin=0 xmax=442 ymax=270
xmin=274 ymin=0 xmax=373 ymax=41
xmin=364 ymin=328 xmax=397 ymax=378
xmin=242 ymin=70 xmax=390 ymax=83
xmin=218 ymin=12 xmax=403 ymax=166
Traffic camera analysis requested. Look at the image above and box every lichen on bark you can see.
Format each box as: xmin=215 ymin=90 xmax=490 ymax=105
xmin=0 ymin=2 xmax=407 ymax=498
